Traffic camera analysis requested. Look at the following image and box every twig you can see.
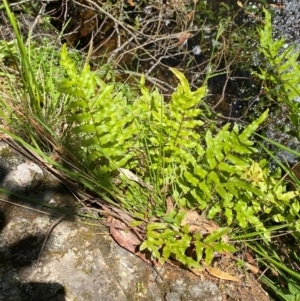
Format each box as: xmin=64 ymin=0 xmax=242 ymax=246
xmin=36 ymin=213 xmax=68 ymax=266
xmin=26 ymin=2 xmax=46 ymax=45
xmin=107 ymin=36 xmax=135 ymax=64
xmin=122 ymin=70 xmax=176 ymax=92
xmin=0 ymin=198 xmax=53 ymax=216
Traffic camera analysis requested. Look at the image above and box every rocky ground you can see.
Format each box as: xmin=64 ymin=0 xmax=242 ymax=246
xmin=0 ymin=140 xmax=273 ymax=301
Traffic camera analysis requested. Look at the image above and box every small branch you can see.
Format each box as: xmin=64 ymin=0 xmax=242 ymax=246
xmin=36 ymin=213 xmax=68 ymax=266
xmin=26 ymin=2 xmax=46 ymax=42
xmin=122 ymin=70 xmax=176 ymax=92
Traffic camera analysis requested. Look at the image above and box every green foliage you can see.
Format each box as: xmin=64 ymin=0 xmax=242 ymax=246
xmin=257 ymin=8 xmax=300 ymax=138
xmin=134 ymin=68 xmax=206 ymax=198
xmin=1 ymin=4 xmax=300 ymax=294
xmin=1 ymin=2 xmax=299 ymax=276
xmin=251 ymin=240 xmax=300 ymax=301
xmin=262 ymin=277 xmax=300 ymax=301
xmin=2 ymin=0 xmax=42 ymax=111
xmin=57 ymin=44 xmax=300 ymax=266
xmin=136 ymin=70 xmax=299 ymax=240
xmin=140 ymin=211 xmax=235 ymax=268
xmin=0 ymin=40 xmax=18 ymax=67
xmin=57 ymin=44 xmax=141 ymax=186
xmin=255 ymin=7 xmax=300 ymax=235
xmin=286 ymin=281 xmax=300 ymax=301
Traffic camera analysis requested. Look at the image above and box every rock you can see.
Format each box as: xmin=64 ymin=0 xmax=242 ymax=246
xmin=0 ymin=141 xmax=272 ymax=301
xmin=0 ymin=140 xmax=223 ymax=301
xmin=1 ymin=198 xmax=222 ymax=301
xmin=4 ymin=162 xmax=43 ymax=191
xmin=165 ymin=278 xmax=221 ymax=301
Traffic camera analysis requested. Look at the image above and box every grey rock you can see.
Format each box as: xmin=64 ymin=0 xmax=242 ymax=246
xmin=166 ymin=278 xmax=221 ymax=301
xmin=0 ymin=140 xmax=223 ymax=301
xmin=4 ymin=162 xmax=43 ymax=191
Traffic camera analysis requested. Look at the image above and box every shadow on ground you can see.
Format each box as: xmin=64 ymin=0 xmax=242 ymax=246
xmin=0 ymin=207 xmax=66 ymax=301
xmin=0 ymin=143 xmax=70 ymax=300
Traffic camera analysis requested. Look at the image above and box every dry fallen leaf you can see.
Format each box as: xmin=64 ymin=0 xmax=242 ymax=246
xmin=127 ymin=0 xmax=135 ymax=6
xmin=178 ymin=32 xmax=192 ymax=46
xmin=269 ymin=3 xmax=284 ymax=9
xmin=110 ymin=218 xmax=141 ymax=245
xmin=206 ymin=266 xmax=241 ymax=282
xmin=110 ymin=207 xmax=135 ymax=224
xmin=237 ymin=0 xmax=243 ymax=8
xmin=106 ymin=215 xmax=113 ymax=223
xmin=160 ymin=185 xmax=170 ymax=194
xmin=119 ymin=168 xmax=153 ymax=191
xmin=181 ymin=211 xmax=216 ymax=231
xmin=245 ymin=252 xmax=255 ymax=265
xmin=110 ymin=217 xmax=159 ymax=266
xmin=187 ymin=10 xmax=195 ymax=21
xmin=181 ymin=211 xmax=230 ymax=243
xmin=190 ymin=266 xmax=205 ymax=276
xmin=166 ymin=196 xmax=174 ymax=214
xmin=244 ymin=263 xmax=260 ymax=274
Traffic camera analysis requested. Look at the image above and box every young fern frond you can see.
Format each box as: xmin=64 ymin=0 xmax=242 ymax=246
xmin=57 ymin=44 xmax=139 ymax=183
xmin=136 ymin=68 xmax=207 ymax=190
xmin=257 ymin=8 xmax=300 ymax=108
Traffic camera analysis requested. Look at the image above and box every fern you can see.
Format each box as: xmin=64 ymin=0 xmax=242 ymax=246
xmin=257 ymin=8 xmax=300 ymax=130
xmin=140 ymin=213 xmax=235 ymax=268
xmin=56 ymin=44 xmax=300 ymax=267
xmin=136 ymin=70 xmax=299 ymax=241
xmin=57 ymin=44 xmax=140 ymax=185
xmin=134 ymin=69 xmax=206 ymax=186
